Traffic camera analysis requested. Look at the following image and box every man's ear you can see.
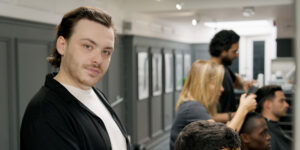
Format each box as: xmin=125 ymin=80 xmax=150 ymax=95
xmin=220 ymin=50 xmax=227 ymax=57
xmin=263 ymin=100 xmax=272 ymax=110
xmin=56 ymin=36 xmax=67 ymax=55
xmin=240 ymin=133 xmax=250 ymax=144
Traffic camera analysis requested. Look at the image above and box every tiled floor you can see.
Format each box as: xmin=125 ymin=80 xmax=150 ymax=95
xmin=150 ymin=139 xmax=169 ymax=150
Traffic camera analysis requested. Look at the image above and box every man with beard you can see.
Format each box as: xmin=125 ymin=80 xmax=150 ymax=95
xmin=209 ymin=30 xmax=254 ymax=123
xmin=240 ymin=112 xmax=271 ymax=150
xmin=255 ymin=85 xmax=292 ymax=150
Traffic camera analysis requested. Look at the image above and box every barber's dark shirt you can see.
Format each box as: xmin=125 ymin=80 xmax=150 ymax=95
xmin=266 ymin=119 xmax=292 ymax=150
xmin=20 ymin=73 xmax=130 ymax=150
xmin=218 ymin=66 xmax=237 ymax=113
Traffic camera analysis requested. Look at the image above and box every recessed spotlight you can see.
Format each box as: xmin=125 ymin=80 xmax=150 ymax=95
xmin=243 ymin=7 xmax=255 ymax=17
xmin=192 ymin=19 xmax=197 ymax=26
xmin=176 ymin=3 xmax=182 ymax=10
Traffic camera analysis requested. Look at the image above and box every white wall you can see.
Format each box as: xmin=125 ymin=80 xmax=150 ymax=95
xmin=239 ymin=33 xmax=277 ymax=84
xmin=0 ymin=0 xmax=125 ymax=33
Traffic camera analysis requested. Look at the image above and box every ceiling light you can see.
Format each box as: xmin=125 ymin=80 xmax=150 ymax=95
xmin=243 ymin=7 xmax=255 ymax=17
xmin=192 ymin=19 xmax=197 ymax=26
xmin=176 ymin=3 xmax=182 ymax=10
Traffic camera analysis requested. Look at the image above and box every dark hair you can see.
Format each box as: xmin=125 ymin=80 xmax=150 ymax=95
xmin=209 ymin=30 xmax=240 ymax=57
xmin=240 ymin=112 xmax=264 ymax=134
xmin=174 ymin=120 xmax=241 ymax=150
xmin=47 ymin=6 xmax=115 ymax=68
xmin=255 ymin=85 xmax=283 ymax=113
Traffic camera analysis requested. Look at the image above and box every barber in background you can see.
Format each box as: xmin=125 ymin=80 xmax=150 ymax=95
xmin=209 ymin=30 xmax=254 ymax=123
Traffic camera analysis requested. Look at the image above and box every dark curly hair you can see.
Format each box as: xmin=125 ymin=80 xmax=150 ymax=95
xmin=174 ymin=120 xmax=241 ymax=150
xmin=255 ymin=85 xmax=283 ymax=113
xmin=47 ymin=6 xmax=115 ymax=68
xmin=209 ymin=30 xmax=240 ymax=57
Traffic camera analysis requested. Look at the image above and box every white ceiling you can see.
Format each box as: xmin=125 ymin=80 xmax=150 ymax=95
xmin=120 ymin=0 xmax=294 ymax=37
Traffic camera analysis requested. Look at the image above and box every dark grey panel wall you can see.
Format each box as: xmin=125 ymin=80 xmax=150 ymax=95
xmin=191 ymin=43 xmax=210 ymax=62
xmin=150 ymin=48 xmax=163 ymax=138
xmin=17 ymin=40 xmax=51 ymax=123
xmin=137 ymin=100 xmax=150 ymax=143
xmin=0 ymin=39 xmax=10 ymax=150
xmin=107 ymin=36 xmax=126 ymax=125
xmin=162 ymin=48 xmax=174 ymax=131
xmin=124 ymin=35 xmax=191 ymax=149
xmin=0 ymin=17 xmax=55 ymax=150
xmin=163 ymin=93 xmax=173 ymax=130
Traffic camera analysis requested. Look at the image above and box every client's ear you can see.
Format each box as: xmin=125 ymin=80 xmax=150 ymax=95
xmin=240 ymin=133 xmax=250 ymax=143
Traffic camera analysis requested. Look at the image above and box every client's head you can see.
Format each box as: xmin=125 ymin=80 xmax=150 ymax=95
xmin=175 ymin=120 xmax=241 ymax=150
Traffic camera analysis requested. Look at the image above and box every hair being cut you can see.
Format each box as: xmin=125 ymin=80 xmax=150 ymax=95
xmin=174 ymin=120 xmax=241 ymax=150
xmin=47 ymin=6 xmax=115 ymax=68
xmin=176 ymin=60 xmax=224 ymax=116
xmin=255 ymin=85 xmax=282 ymax=113
xmin=209 ymin=30 xmax=240 ymax=57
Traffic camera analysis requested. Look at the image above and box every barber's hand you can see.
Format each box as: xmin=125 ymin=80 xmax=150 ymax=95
xmin=243 ymin=80 xmax=256 ymax=93
xmin=239 ymin=93 xmax=257 ymax=112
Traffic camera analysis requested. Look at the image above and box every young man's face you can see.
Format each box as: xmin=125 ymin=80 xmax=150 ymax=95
xmin=221 ymin=42 xmax=239 ymax=66
xmin=57 ymin=19 xmax=115 ymax=89
xmin=241 ymin=118 xmax=271 ymax=150
xmin=270 ymin=91 xmax=289 ymax=118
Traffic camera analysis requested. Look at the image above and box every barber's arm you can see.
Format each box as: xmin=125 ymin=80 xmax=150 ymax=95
xmin=226 ymin=94 xmax=257 ymax=132
xmin=234 ymin=73 xmax=255 ymax=93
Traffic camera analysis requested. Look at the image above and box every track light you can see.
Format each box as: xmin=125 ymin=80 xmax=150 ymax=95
xmin=176 ymin=0 xmax=183 ymax=10
xmin=176 ymin=3 xmax=182 ymax=10
xmin=192 ymin=19 xmax=197 ymax=26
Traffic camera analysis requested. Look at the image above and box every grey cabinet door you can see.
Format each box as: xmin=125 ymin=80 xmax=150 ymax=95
xmin=0 ymin=17 xmax=55 ymax=150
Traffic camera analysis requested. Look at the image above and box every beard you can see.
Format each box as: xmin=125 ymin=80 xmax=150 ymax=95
xmin=221 ymin=56 xmax=233 ymax=66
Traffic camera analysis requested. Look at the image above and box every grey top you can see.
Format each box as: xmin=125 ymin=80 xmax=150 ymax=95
xmin=170 ymin=100 xmax=211 ymax=150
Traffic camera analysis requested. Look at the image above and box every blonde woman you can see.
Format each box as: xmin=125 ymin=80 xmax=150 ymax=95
xmin=170 ymin=60 xmax=256 ymax=150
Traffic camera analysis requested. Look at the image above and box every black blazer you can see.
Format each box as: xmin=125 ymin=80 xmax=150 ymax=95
xmin=21 ymin=73 xmax=131 ymax=150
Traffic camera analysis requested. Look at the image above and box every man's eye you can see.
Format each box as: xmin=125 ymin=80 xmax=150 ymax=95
xmin=83 ymin=44 xmax=93 ymax=50
xmin=103 ymin=50 xmax=111 ymax=56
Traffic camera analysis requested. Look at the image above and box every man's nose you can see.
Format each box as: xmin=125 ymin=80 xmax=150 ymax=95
xmin=285 ymin=101 xmax=289 ymax=108
xmin=92 ymin=49 xmax=103 ymax=65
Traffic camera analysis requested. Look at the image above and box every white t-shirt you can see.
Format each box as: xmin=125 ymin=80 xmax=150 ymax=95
xmin=62 ymin=83 xmax=127 ymax=150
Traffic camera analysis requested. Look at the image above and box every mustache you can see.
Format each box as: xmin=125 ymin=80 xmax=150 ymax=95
xmin=84 ymin=64 xmax=103 ymax=72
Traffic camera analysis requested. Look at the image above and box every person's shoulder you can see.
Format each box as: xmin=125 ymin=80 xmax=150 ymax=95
xmin=182 ymin=100 xmax=204 ymax=108
xmin=180 ymin=101 xmax=206 ymax=112
xmin=177 ymin=100 xmax=211 ymax=121
xmin=24 ymin=86 xmax=65 ymax=119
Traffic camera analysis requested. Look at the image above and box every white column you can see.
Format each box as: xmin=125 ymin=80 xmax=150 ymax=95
xmin=294 ymin=0 xmax=300 ymax=149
